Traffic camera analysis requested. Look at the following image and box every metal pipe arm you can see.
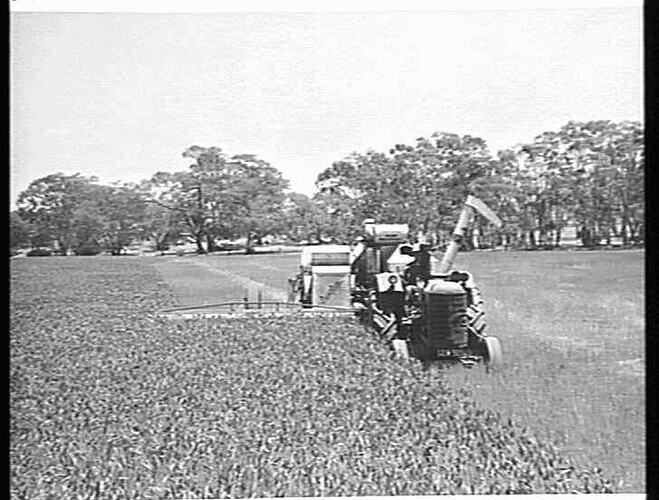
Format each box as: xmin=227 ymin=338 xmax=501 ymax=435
xmin=437 ymin=204 xmax=474 ymax=274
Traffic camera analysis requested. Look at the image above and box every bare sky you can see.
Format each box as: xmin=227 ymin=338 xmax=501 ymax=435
xmin=10 ymin=2 xmax=643 ymax=206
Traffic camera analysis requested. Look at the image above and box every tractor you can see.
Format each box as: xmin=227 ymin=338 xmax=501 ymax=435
xmin=289 ymin=195 xmax=503 ymax=368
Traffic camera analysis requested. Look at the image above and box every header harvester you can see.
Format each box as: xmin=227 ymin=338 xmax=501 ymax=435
xmin=158 ymin=195 xmax=503 ymax=368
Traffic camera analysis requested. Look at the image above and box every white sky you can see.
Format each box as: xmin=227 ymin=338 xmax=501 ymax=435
xmin=10 ymin=1 xmax=643 ymax=207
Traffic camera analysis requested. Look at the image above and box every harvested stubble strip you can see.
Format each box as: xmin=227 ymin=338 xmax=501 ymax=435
xmin=10 ymin=257 xmax=614 ymax=498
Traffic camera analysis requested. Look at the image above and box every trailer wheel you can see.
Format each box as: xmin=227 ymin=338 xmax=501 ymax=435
xmin=483 ymin=336 xmax=502 ymax=370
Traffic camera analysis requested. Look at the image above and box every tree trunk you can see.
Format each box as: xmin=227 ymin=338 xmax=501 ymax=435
xmin=422 ymin=217 xmax=430 ymax=235
xmin=471 ymin=225 xmax=480 ymax=249
xmin=206 ymin=234 xmax=217 ymax=253
xmin=580 ymin=225 xmax=589 ymax=247
xmin=463 ymin=227 xmax=474 ymax=251
xmin=621 ymin=206 xmax=630 ymax=246
xmin=195 ymin=232 xmax=206 ymax=254
xmin=554 ymin=226 xmax=562 ymax=247
xmin=581 ymin=224 xmax=598 ymax=248
xmin=245 ymin=233 xmax=256 ymax=255
xmin=57 ymin=238 xmax=69 ymax=256
xmin=528 ymin=230 xmax=536 ymax=249
xmin=611 ymin=215 xmax=619 ymax=237
xmin=155 ymin=233 xmax=168 ymax=252
xmin=536 ymin=226 xmax=543 ymax=247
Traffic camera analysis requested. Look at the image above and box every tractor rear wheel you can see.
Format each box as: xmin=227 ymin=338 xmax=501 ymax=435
xmin=466 ymin=287 xmax=486 ymax=336
xmin=466 ymin=287 xmax=487 ymax=353
xmin=483 ymin=336 xmax=502 ymax=370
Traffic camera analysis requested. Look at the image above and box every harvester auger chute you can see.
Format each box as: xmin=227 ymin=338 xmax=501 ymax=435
xmin=296 ymin=194 xmax=504 ymax=369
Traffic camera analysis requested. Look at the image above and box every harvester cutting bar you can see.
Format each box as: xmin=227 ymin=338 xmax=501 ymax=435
xmin=159 ymin=301 xmax=301 ymax=313
xmin=157 ymin=301 xmax=359 ymax=320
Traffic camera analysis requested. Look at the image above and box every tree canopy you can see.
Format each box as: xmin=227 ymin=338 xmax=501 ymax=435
xmin=11 ymin=123 xmax=644 ymax=255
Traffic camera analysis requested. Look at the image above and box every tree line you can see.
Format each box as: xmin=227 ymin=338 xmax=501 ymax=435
xmin=10 ymin=120 xmax=643 ymax=255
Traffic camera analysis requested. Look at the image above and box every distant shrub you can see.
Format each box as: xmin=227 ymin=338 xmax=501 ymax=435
xmin=74 ymin=245 xmax=103 ymax=256
xmin=26 ymin=248 xmax=52 ymax=257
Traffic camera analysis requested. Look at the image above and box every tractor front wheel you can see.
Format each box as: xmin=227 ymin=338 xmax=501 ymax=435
xmin=391 ymin=339 xmax=410 ymax=360
xmin=483 ymin=336 xmax=502 ymax=370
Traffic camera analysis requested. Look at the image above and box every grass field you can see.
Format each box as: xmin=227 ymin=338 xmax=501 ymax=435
xmin=442 ymin=250 xmax=644 ymax=491
xmin=151 ymin=248 xmax=645 ymax=491
xmin=11 ymin=255 xmax=621 ymax=497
